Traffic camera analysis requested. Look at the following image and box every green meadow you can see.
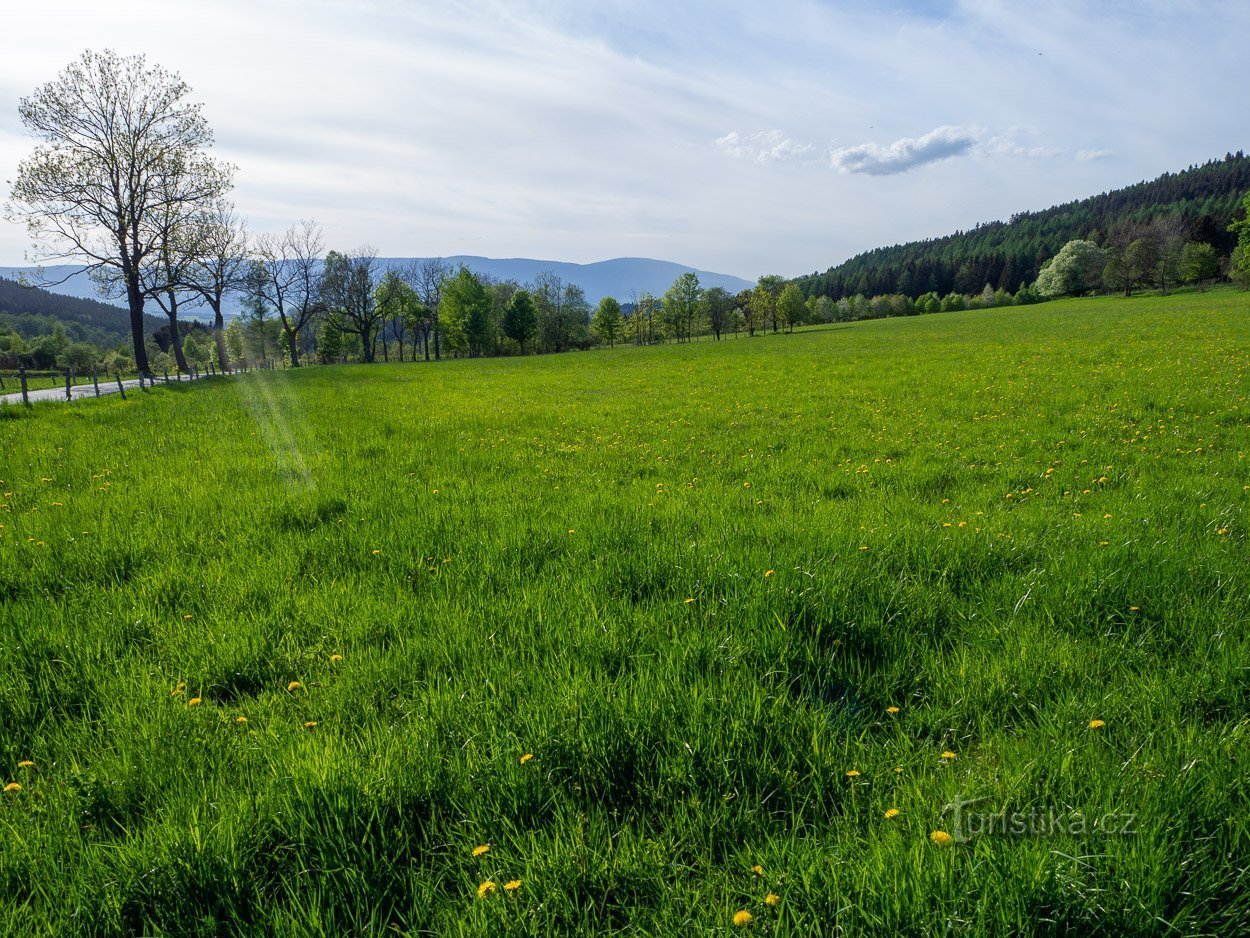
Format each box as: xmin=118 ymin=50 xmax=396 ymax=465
xmin=1 ymin=291 xmax=1248 ymax=936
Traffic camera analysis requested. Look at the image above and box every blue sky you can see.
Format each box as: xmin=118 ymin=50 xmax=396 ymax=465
xmin=1 ymin=0 xmax=1246 ymax=280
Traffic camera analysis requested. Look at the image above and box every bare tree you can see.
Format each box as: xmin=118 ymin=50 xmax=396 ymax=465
xmin=137 ymin=155 xmax=233 ymax=372
xmin=6 ymin=50 xmax=232 ymax=375
xmin=411 ymin=258 xmax=450 ymax=360
xmin=185 ymin=201 xmax=248 ymax=371
xmin=253 ymin=220 xmax=325 ymax=367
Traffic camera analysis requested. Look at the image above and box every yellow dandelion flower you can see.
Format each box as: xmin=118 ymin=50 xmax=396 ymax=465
xmin=1103 ymin=514 xmax=1113 ymax=519
xmin=764 ymin=569 xmax=774 ymax=577
xmin=304 ymin=721 xmax=317 ymax=729
xmin=884 ymin=808 xmax=900 ymax=819
xmin=236 ymin=716 xmax=248 ymax=725
xmin=371 ymin=549 xmax=381 ymax=555
xmin=287 ymin=681 xmax=301 ymax=692
xmin=477 ymin=880 xmax=496 ymax=898
xmin=764 ymin=893 xmax=780 ymax=907
xmin=330 ymin=654 xmax=343 ymax=662
xmin=941 ymin=751 xmax=956 ymax=760
xmin=733 ymin=910 xmax=753 ymax=927
xmin=1088 ymin=719 xmax=1105 ymax=729
xmin=183 ymin=614 xmax=193 ymax=620
xmin=18 ymin=760 xmax=34 ymax=769
xmin=743 ymin=482 xmax=751 ymax=488
xmin=1128 ymin=606 xmax=1139 ymax=612
xmin=886 ymin=706 xmax=900 ymax=714
xmin=520 ymin=753 xmax=533 ymax=765
xmin=3 ymin=783 xmax=20 ymax=794
xmin=751 ymin=864 xmax=764 ymax=876
xmin=895 ymin=766 xmax=903 ymax=774
xmin=930 ymin=830 xmax=954 ymax=846
xmin=846 ymin=769 xmax=861 ymax=778
xmin=683 ymin=597 xmax=695 ymax=604
xmin=568 ymin=529 xmax=575 ymax=534
xmin=187 ymin=697 xmax=202 ymax=707
xmin=504 ymin=880 xmax=521 ymax=892
xmin=472 ymin=844 xmax=491 ymax=857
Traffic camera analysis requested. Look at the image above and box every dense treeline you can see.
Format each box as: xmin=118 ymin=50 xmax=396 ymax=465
xmin=8 ymin=48 xmax=1250 ymax=377
xmin=798 ymin=153 xmax=1250 ymax=301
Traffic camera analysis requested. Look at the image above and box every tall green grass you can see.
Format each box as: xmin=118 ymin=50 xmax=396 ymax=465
xmin=1 ymin=291 xmax=1248 ymax=935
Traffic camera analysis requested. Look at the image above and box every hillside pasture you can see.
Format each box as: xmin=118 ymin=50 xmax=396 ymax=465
xmin=1 ymin=292 xmax=1248 ymax=935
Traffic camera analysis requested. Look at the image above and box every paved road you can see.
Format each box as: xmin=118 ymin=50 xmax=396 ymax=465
xmin=0 ymin=372 xmax=225 ymax=405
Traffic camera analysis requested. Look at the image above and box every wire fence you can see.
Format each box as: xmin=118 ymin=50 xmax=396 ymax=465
xmin=0 ymin=362 xmax=243 ymax=405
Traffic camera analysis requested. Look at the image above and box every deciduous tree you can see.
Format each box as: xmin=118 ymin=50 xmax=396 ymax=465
xmin=7 ymin=50 xmax=232 ymax=375
xmin=593 ymin=296 xmax=622 ymax=348
xmin=320 ymin=249 xmax=382 ymax=361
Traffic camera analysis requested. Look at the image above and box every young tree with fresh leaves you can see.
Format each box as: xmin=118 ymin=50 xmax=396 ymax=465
xmin=502 ymin=289 xmax=537 ymax=351
xmin=593 ymin=296 xmax=622 ymax=348
xmin=374 ymin=272 xmax=419 ymax=362
xmin=1180 ymin=241 xmax=1220 ymax=290
xmin=776 ymin=283 xmax=806 ymax=332
xmin=1228 ymin=190 xmax=1250 ymax=288
xmin=662 ymin=272 xmax=702 ymax=343
xmin=8 ymin=50 xmax=232 ymax=375
xmin=636 ymin=292 xmax=658 ymax=345
xmin=224 ymin=317 xmax=245 ymax=366
xmin=320 ymin=249 xmax=382 ymax=361
xmin=439 ymin=266 xmax=492 ymax=357
xmin=700 ymin=286 xmax=734 ymax=340
xmin=755 ymin=275 xmax=786 ymax=333
xmin=1035 ymin=240 xmax=1106 ymax=297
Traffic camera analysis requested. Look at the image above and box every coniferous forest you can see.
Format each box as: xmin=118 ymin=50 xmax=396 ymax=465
xmin=798 ymin=153 xmax=1250 ymax=301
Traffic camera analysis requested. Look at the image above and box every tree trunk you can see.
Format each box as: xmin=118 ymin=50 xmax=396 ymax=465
xmin=286 ymin=327 xmax=300 ymax=367
xmin=167 ymin=294 xmax=190 ymax=373
xmin=433 ymin=321 xmax=441 ymax=360
xmin=126 ymin=274 xmax=151 ymax=375
xmin=212 ymin=303 xmax=230 ymax=372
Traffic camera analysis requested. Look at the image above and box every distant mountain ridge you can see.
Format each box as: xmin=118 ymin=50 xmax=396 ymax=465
xmin=0 ymin=256 xmax=754 ymax=322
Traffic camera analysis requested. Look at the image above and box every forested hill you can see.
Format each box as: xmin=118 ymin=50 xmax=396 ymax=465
xmin=0 ymin=277 xmax=164 ymax=347
xmin=799 ymin=152 xmax=1250 ymax=301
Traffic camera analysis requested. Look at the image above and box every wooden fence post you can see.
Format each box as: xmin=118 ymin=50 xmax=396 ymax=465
xmin=92 ymin=371 xmax=100 ymax=397
xmin=116 ymin=372 xmax=126 ymax=400
xmin=164 ymin=370 xmax=169 ymax=385
xmin=19 ymin=366 xmax=29 ymax=406
xmin=65 ymin=370 xmax=72 ymax=401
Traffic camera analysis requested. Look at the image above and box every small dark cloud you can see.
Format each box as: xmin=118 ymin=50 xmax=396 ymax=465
xmin=831 ymin=125 xmax=978 ymax=175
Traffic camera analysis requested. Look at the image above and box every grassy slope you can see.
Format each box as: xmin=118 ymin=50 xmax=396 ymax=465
xmin=0 ymin=291 xmax=1248 ymax=936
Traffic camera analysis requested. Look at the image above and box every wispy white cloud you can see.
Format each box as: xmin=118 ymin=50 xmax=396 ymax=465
xmin=714 ymin=130 xmax=814 ymax=164
xmin=0 ymin=0 xmax=1244 ymax=278
xmin=1076 ymin=148 xmax=1117 ymax=162
xmin=830 ymin=125 xmax=980 ymax=176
